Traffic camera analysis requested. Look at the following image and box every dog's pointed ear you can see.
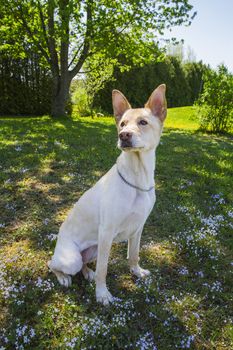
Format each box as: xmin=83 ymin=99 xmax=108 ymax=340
xmin=145 ymin=84 xmax=167 ymax=122
xmin=112 ymin=90 xmax=131 ymax=123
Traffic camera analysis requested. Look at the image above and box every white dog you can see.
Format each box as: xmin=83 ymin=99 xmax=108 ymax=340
xmin=48 ymin=84 xmax=167 ymax=305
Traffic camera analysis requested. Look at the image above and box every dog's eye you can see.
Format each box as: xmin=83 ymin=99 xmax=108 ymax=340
xmin=139 ymin=120 xmax=148 ymax=126
xmin=120 ymin=121 xmax=125 ymax=128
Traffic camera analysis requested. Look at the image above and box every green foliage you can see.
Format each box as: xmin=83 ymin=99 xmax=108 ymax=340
xmin=71 ymin=80 xmax=91 ymax=116
xmin=0 ymin=51 xmax=52 ymax=115
xmin=0 ymin=1 xmax=52 ymax=115
xmin=183 ymin=61 xmax=208 ymax=104
xmin=74 ymin=53 xmax=117 ymax=115
xmin=0 ymin=0 xmax=196 ymax=117
xmin=93 ymin=57 xmax=208 ymax=113
xmin=196 ymin=64 xmax=233 ymax=133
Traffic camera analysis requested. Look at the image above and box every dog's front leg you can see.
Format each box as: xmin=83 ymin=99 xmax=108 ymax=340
xmin=95 ymin=225 xmax=114 ymax=305
xmin=128 ymin=228 xmax=151 ymax=278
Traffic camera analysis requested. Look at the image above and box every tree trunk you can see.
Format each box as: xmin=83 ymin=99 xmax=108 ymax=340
xmin=51 ymin=74 xmax=71 ymax=118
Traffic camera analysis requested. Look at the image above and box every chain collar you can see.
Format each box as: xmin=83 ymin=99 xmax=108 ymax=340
xmin=117 ymin=168 xmax=155 ymax=192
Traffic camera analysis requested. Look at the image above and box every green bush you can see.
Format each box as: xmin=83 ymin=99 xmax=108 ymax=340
xmin=92 ymin=57 xmax=208 ymax=113
xmin=195 ymin=65 xmax=233 ymax=133
xmin=71 ymin=81 xmax=92 ymax=116
xmin=0 ymin=52 xmax=52 ymax=116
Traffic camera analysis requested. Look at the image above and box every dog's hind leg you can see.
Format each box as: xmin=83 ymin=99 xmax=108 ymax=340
xmin=48 ymin=239 xmax=83 ymax=287
xmin=81 ymin=245 xmax=97 ymax=282
xmin=82 ymin=264 xmax=95 ymax=282
xmin=47 ymin=264 xmax=72 ymax=287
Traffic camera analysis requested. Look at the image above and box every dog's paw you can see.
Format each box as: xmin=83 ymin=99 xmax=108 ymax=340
xmin=96 ymin=287 xmax=113 ymax=306
xmin=82 ymin=266 xmax=95 ymax=282
xmin=130 ymin=265 xmax=151 ymax=278
xmin=56 ymin=271 xmax=72 ymax=287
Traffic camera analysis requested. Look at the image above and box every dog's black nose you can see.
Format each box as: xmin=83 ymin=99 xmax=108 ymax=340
xmin=119 ymin=131 xmax=132 ymax=141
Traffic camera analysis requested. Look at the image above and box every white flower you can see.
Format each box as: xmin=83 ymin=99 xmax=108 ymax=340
xmin=35 ymin=277 xmax=54 ymax=292
xmin=54 ymin=140 xmax=62 ymax=146
xmin=43 ymin=218 xmax=50 ymax=225
xmin=177 ymin=205 xmax=189 ymax=213
xmin=4 ymin=179 xmax=12 ymax=184
xmin=180 ymin=335 xmax=195 ymax=348
xmin=178 ymin=266 xmax=189 ymax=276
xmin=196 ymin=271 xmax=204 ymax=278
xmin=46 ymin=233 xmax=57 ymax=241
xmin=135 ymin=332 xmax=157 ymax=350
xmin=20 ymin=167 xmax=29 ymax=173
xmin=179 ymin=180 xmax=193 ymax=189
xmin=5 ymin=203 xmax=15 ymax=210
xmin=211 ymin=193 xmax=225 ymax=205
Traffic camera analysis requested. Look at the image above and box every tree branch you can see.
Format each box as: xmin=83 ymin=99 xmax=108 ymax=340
xmin=13 ymin=3 xmax=51 ymax=66
xmin=47 ymin=0 xmax=59 ymax=76
xmin=68 ymin=43 xmax=83 ymax=69
xmin=37 ymin=0 xmax=50 ymax=53
xmin=60 ymin=0 xmax=70 ymax=80
xmin=69 ymin=0 xmax=92 ymax=79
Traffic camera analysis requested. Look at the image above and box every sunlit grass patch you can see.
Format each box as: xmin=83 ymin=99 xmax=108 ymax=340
xmin=165 ymin=106 xmax=198 ymax=131
xmin=141 ymin=242 xmax=178 ymax=266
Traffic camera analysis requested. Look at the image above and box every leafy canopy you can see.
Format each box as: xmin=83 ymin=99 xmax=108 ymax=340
xmin=0 ymin=0 xmax=195 ymax=76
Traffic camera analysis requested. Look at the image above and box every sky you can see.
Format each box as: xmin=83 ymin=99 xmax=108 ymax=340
xmin=164 ymin=0 xmax=233 ymax=72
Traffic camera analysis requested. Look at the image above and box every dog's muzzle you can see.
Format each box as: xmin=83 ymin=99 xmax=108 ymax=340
xmin=119 ymin=131 xmax=133 ymax=148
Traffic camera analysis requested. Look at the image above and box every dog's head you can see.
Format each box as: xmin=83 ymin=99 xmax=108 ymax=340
xmin=112 ymin=84 xmax=167 ymax=152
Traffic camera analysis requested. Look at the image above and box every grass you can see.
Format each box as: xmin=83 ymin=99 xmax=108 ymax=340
xmin=0 ymin=106 xmax=233 ymax=350
xmin=165 ymin=106 xmax=199 ymax=131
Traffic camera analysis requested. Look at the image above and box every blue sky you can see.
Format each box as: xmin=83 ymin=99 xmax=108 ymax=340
xmin=164 ymin=0 xmax=233 ymax=72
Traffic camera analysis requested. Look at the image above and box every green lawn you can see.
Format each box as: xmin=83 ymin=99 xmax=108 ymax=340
xmin=165 ymin=106 xmax=199 ymax=130
xmin=0 ymin=107 xmax=233 ymax=350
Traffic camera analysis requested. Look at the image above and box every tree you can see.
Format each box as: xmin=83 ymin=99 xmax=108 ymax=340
xmin=0 ymin=51 xmax=52 ymax=115
xmin=92 ymin=56 xmax=208 ymax=113
xmin=195 ymin=64 xmax=233 ymax=133
xmin=183 ymin=61 xmax=209 ymax=104
xmin=0 ymin=0 xmax=195 ymax=117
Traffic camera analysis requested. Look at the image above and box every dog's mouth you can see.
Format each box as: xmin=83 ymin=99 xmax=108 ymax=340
xmin=118 ymin=140 xmax=144 ymax=151
xmin=119 ymin=140 xmax=133 ymax=149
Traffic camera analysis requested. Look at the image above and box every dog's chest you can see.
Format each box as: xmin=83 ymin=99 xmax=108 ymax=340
xmin=114 ymin=191 xmax=155 ymax=242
